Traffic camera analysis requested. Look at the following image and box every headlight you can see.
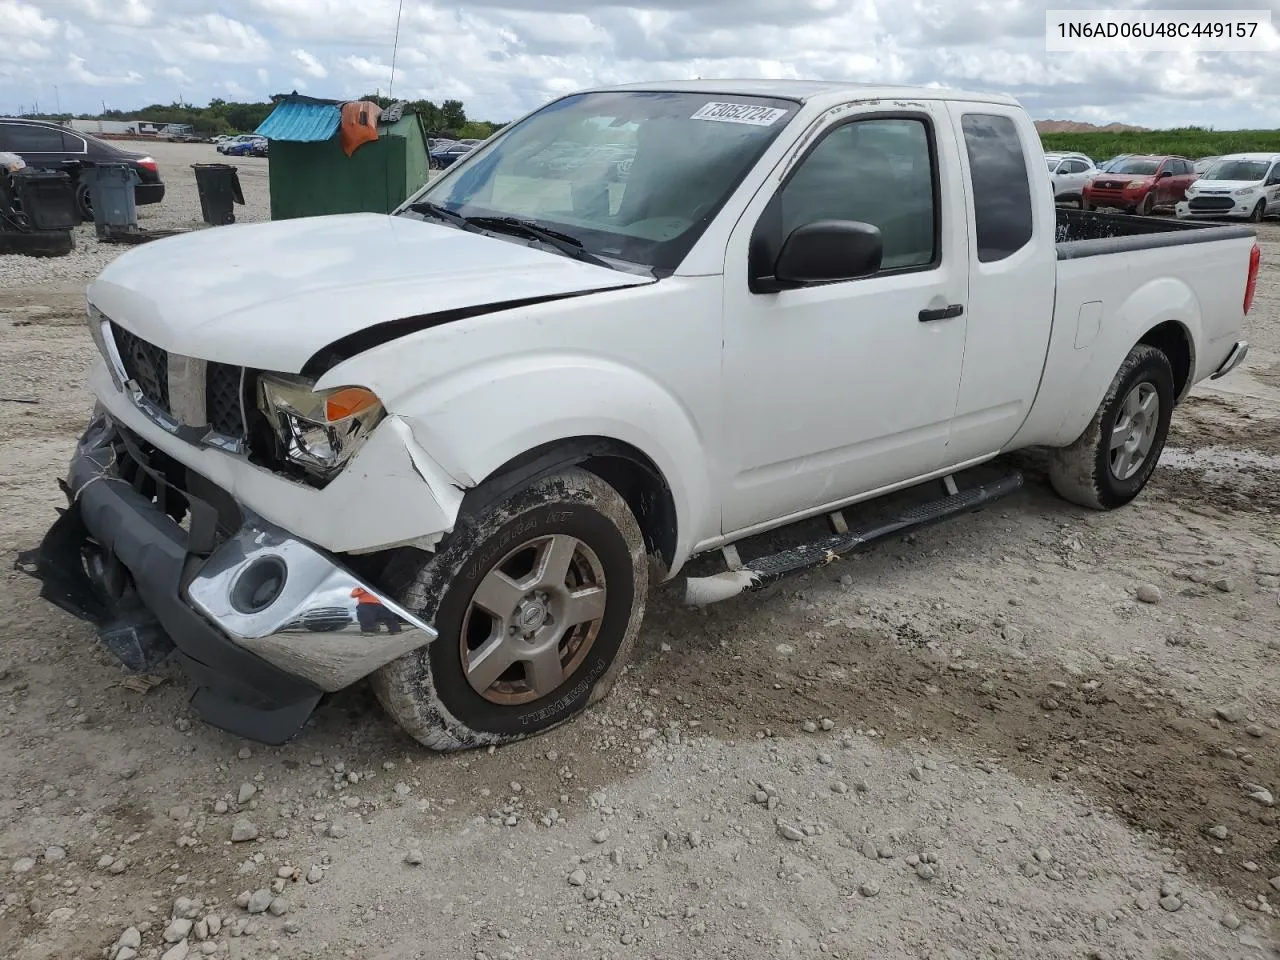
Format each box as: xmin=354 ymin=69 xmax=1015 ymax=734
xmin=258 ymin=373 xmax=385 ymax=483
xmin=1233 ymin=187 xmax=1257 ymax=197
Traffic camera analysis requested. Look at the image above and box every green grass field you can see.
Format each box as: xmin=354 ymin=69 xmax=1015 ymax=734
xmin=1040 ymin=128 xmax=1280 ymax=160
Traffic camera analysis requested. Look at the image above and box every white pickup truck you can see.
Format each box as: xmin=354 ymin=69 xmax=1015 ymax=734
xmin=21 ymin=81 xmax=1261 ymax=750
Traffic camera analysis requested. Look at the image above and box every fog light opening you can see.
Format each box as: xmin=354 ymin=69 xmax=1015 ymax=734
xmin=230 ymin=556 xmax=288 ymax=614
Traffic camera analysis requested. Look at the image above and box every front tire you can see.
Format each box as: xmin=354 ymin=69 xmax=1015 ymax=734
xmin=1249 ymin=200 xmax=1266 ymax=223
xmin=1138 ymin=193 xmax=1155 ymax=216
xmin=1047 ymin=344 xmax=1175 ymax=510
xmin=371 ymin=468 xmax=648 ymax=750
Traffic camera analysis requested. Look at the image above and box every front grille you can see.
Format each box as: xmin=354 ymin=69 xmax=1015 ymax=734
xmin=1189 ymin=196 xmax=1234 ymax=211
xmin=111 ymin=323 xmax=170 ymax=411
xmin=206 ymin=362 xmax=245 ymax=438
xmin=108 ymin=322 xmax=246 ymax=442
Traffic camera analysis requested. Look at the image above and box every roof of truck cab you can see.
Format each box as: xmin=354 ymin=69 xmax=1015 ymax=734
xmin=584 ymin=79 xmax=1018 ymax=106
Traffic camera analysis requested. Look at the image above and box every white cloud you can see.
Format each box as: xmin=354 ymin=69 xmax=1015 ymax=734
xmin=256 ymin=67 xmax=269 ymax=84
xmin=221 ymin=79 xmax=252 ymax=98
xmin=3 ymin=0 xmax=1279 ymax=127
xmin=66 ymin=53 xmax=143 ymax=86
xmin=151 ymin=14 xmax=271 ymax=65
xmin=69 ymin=0 xmax=153 ymax=27
xmin=11 ymin=39 xmax=50 ymax=60
xmin=291 ymin=48 xmax=327 ymax=78
xmin=340 ymin=54 xmax=396 ymax=85
xmin=0 ymin=0 xmax=59 ymax=40
xmin=161 ymin=65 xmax=193 ymax=84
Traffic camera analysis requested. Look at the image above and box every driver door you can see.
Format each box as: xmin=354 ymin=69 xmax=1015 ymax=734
xmin=718 ymin=104 xmax=970 ymax=534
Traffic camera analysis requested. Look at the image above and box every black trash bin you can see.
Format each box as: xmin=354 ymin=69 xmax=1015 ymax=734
xmin=9 ymin=169 xmax=79 ymax=230
xmin=191 ymin=163 xmax=244 ymax=226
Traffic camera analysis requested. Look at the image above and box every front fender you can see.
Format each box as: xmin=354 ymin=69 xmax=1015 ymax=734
xmin=416 ymin=356 xmax=709 ymax=573
xmin=328 ymin=354 xmax=713 ymax=574
xmin=317 ymin=278 xmax=725 ymax=574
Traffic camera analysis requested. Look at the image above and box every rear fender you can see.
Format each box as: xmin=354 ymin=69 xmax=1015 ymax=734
xmin=1012 ymin=273 xmax=1203 ymax=449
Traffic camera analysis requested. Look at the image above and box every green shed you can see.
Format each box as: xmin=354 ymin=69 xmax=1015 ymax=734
xmin=255 ymin=95 xmax=431 ymax=221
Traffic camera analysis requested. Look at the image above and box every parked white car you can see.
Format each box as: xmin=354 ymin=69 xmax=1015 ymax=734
xmin=22 ymin=80 xmax=1260 ymax=752
xmin=1176 ymin=153 xmax=1280 ymax=222
xmin=1045 ymin=151 xmax=1097 ymax=205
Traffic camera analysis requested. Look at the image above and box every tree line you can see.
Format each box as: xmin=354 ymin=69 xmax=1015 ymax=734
xmin=17 ymin=94 xmax=506 ymax=141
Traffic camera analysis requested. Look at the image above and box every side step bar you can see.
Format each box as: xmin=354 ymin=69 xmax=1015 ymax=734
xmin=682 ymin=472 xmax=1024 ymax=606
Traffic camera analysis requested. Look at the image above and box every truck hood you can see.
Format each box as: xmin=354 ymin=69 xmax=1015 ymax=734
xmin=87 ymin=213 xmax=654 ymax=372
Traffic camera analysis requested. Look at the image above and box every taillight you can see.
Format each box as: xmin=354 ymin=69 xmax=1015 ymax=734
xmin=136 ymin=156 xmax=158 ymax=173
xmin=1244 ymin=242 xmax=1261 ymax=315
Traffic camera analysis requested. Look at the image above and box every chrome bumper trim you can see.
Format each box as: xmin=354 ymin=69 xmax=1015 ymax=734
xmin=186 ymin=518 xmax=437 ymax=691
xmin=1210 ymin=340 xmax=1249 ymax=380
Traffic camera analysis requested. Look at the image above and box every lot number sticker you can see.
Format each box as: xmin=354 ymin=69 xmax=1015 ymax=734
xmin=690 ymin=102 xmax=788 ymax=126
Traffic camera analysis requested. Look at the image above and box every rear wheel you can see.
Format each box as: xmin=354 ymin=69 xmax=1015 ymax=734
xmin=74 ymin=181 xmax=93 ymax=221
xmin=1048 ymin=344 xmax=1175 ymax=510
xmin=371 ymin=468 xmax=648 ymax=750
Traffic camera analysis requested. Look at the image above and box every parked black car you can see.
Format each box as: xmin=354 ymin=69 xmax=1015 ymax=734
xmin=0 ymin=118 xmax=165 ymax=220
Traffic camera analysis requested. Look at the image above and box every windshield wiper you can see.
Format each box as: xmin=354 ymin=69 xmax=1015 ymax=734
xmin=465 ymin=216 xmax=615 ymax=269
xmin=407 ymin=201 xmax=479 ymax=231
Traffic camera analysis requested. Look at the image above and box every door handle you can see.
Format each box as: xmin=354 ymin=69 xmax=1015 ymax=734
xmin=919 ymin=304 xmax=964 ymax=322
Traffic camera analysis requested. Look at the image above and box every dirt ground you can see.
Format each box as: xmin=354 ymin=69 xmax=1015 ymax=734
xmin=1 ymin=142 xmax=1279 ymax=960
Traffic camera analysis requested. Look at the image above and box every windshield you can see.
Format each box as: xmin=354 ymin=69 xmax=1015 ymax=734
xmin=1203 ymin=159 xmax=1270 ymax=182
xmin=1111 ymin=159 xmax=1160 ymax=176
xmin=407 ymin=90 xmax=799 ymax=272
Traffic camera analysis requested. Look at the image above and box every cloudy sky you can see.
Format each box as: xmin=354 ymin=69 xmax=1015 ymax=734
xmin=2 ymin=0 xmax=1279 ymax=128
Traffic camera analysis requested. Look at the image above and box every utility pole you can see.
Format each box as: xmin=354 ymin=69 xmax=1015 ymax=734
xmin=54 ymin=85 xmax=60 ymax=114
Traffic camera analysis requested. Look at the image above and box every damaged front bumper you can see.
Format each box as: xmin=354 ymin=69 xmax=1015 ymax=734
xmin=16 ymin=413 xmax=436 ymax=744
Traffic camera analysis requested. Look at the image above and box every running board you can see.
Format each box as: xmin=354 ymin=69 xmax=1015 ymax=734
xmin=681 ymin=472 xmax=1024 ymax=606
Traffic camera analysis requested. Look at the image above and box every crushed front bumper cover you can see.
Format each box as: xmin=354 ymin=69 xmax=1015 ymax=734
xmin=15 ymin=413 xmax=436 ymax=744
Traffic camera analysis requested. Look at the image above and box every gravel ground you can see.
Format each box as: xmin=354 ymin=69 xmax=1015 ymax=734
xmin=2 ymin=141 xmax=1280 ymax=960
xmin=0 ymin=143 xmax=271 ymax=289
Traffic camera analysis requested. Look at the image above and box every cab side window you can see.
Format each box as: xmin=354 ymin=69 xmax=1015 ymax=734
xmin=960 ymin=114 xmax=1033 ymax=263
xmin=774 ymin=117 xmax=938 ymax=273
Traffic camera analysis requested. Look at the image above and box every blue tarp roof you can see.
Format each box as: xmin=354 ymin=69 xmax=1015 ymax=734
xmin=255 ymin=100 xmax=342 ymax=142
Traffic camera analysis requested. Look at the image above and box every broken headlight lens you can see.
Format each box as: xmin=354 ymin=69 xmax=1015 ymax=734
xmin=257 ymin=374 xmax=385 ymax=483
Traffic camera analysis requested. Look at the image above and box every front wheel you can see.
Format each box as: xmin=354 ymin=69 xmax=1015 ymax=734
xmin=1047 ymin=344 xmax=1175 ymax=510
xmin=371 ymin=467 xmax=648 ymax=750
xmin=1249 ymin=200 xmax=1266 ymax=223
xmin=1138 ymin=193 xmax=1155 ymax=216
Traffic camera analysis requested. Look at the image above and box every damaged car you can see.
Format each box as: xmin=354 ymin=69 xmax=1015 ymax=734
xmin=20 ymin=81 xmax=1258 ymax=750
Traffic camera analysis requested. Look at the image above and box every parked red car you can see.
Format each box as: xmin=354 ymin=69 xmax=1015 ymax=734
xmin=1082 ymin=155 xmax=1197 ymax=216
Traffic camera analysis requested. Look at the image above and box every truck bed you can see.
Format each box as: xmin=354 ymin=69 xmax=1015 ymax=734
xmin=1056 ymin=208 xmax=1254 ymax=258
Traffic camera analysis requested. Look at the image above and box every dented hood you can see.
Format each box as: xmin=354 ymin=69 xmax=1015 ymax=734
xmin=87 ymin=213 xmax=653 ymax=372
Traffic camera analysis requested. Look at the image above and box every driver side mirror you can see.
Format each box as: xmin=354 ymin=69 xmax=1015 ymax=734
xmin=1157 ymin=170 xmax=1173 ymax=179
xmin=771 ymin=220 xmax=883 ymax=288
xmin=1267 ymin=174 xmax=1280 ymax=186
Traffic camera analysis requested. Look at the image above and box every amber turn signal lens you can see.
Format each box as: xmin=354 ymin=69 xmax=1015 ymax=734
xmin=324 ymin=387 xmax=381 ymax=422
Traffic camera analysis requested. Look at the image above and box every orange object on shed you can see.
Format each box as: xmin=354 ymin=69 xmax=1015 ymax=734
xmin=339 ymin=100 xmax=382 ymax=157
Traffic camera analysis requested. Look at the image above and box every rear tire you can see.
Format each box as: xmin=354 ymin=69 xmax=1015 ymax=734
xmin=371 ymin=467 xmax=648 ymax=751
xmin=1047 ymin=344 xmax=1175 ymax=510
xmin=74 ymin=181 xmax=93 ymax=222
